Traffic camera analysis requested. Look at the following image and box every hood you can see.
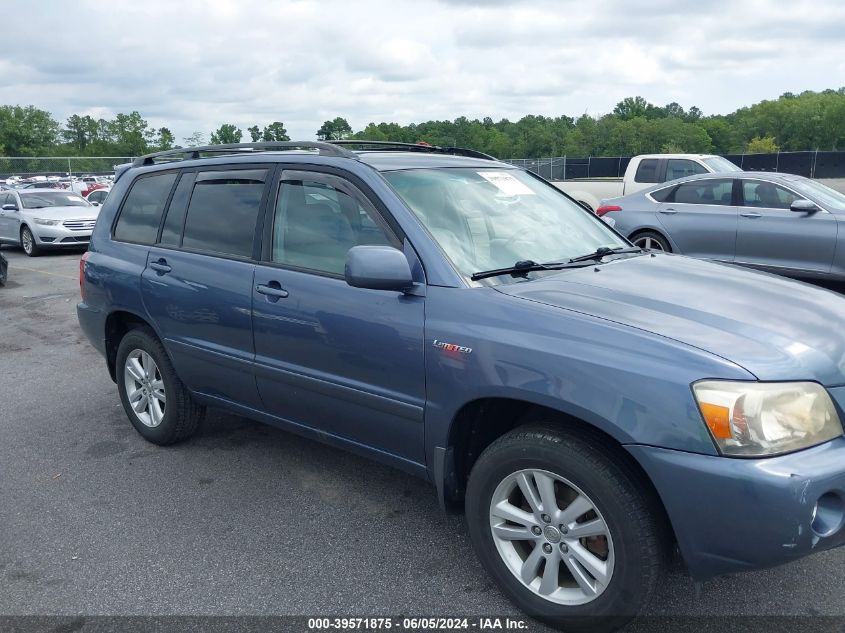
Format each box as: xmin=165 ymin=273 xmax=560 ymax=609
xmin=21 ymin=205 xmax=99 ymax=221
xmin=496 ymin=253 xmax=845 ymax=385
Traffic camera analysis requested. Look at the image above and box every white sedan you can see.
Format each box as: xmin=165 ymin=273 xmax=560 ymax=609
xmin=0 ymin=189 xmax=99 ymax=256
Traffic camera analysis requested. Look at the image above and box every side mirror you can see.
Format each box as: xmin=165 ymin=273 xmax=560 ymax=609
xmin=2 ymin=203 xmax=16 ymax=211
xmin=91 ymin=201 xmax=100 ymax=206
xmin=345 ymin=245 xmax=414 ymax=292
xmin=790 ymin=199 xmax=818 ymax=213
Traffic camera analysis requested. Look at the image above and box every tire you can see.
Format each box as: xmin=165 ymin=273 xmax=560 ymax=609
xmin=629 ymin=230 xmax=671 ymax=252
xmin=20 ymin=225 xmax=40 ymax=257
xmin=115 ymin=326 xmax=205 ymax=445
xmin=465 ymin=424 xmax=666 ymax=633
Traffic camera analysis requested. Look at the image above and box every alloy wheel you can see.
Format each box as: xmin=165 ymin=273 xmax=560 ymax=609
xmin=632 ymin=236 xmax=664 ymax=251
xmin=124 ymin=349 xmax=166 ymax=427
xmin=489 ymin=469 xmax=614 ymax=606
xmin=21 ymin=228 xmax=33 ymax=254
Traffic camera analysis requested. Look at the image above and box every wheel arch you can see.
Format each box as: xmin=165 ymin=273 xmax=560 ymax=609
xmin=104 ymin=309 xmax=162 ymax=382
xmin=436 ymin=396 xmax=677 ymax=550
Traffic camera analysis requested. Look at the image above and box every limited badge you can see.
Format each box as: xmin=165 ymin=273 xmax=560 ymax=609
xmin=432 ymin=339 xmax=473 ymax=354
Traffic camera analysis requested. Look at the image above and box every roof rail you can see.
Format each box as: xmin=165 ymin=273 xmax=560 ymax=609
xmin=132 ymin=141 xmax=356 ymax=167
xmin=329 ymin=140 xmax=497 ymax=161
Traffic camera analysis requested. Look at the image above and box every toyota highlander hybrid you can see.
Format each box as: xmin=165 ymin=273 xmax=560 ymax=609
xmin=78 ymin=141 xmax=845 ymax=632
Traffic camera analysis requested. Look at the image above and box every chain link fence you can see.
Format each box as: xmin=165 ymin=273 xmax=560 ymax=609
xmin=504 ymin=150 xmax=845 ymax=180
xmin=0 ymin=156 xmax=133 ymax=179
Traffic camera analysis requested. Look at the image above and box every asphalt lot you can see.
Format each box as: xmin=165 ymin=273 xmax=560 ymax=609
xmin=2 ymin=248 xmax=845 ymax=632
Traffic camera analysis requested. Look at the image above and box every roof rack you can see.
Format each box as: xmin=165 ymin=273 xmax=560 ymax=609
xmin=132 ymin=141 xmax=356 ymax=167
xmin=329 ymin=140 xmax=497 ymax=161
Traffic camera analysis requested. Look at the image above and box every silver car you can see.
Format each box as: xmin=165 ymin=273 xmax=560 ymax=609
xmin=598 ymin=172 xmax=845 ymax=281
xmin=0 ymin=188 xmax=99 ymax=256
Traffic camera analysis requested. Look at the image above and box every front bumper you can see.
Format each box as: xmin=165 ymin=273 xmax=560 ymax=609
xmin=33 ymin=221 xmax=93 ymax=247
xmin=627 ymin=436 xmax=845 ymax=580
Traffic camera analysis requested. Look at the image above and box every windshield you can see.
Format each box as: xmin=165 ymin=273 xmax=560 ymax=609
xmin=20 ymin=192 xmax=90 ymax=209
xmin=383 ymin=168 xmax=627 ymax=280
xmin=702 ymin=156 xmax=742 ymax=172
xmin=791 ymin=178 xmax=845 ymax=210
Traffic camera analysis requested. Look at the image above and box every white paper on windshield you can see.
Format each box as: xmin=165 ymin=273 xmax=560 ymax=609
xmin=477 ymin=171 xmax=535 ymax=196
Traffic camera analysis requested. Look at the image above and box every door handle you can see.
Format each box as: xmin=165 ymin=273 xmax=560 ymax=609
xmin=149 ymin=259 xmax=172 ymax=274
xmin=256 ymin=282 xmax=289 ymax=301
xmin=740 ymin=211 xmax=762 ymax=218
xmin=658 ymin=208 xmax=677 ymax=214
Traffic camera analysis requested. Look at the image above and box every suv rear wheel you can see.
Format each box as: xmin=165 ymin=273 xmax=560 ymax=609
xmin=465 ymin=424 xmax=666 ymax=633
xmin=116 ymin=327 xmax=205 ymax=444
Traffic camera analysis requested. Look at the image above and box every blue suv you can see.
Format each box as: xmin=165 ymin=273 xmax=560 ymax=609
xmin=78 ymin=141 xmax=845 ymax=631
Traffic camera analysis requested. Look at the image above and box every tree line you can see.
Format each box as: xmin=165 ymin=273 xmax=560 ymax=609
xmin=1 ymin=88 xmax=843 ymax=160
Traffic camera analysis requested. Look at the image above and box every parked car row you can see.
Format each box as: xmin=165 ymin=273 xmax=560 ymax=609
xmin=3 ymin=174 xmax=113 ymax=197
xmin=598 ymin=171 xmax=845 ymax=282
xmin=76 ymin=140 xmax=845 ymax=633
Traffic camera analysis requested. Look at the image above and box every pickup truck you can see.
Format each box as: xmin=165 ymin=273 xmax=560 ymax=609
xmin=553 ymin=153 xmax=741 ymax=211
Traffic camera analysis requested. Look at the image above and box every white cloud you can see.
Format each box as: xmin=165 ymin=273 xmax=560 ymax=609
xmin=0 ymin=0 xmax=843 ymax=143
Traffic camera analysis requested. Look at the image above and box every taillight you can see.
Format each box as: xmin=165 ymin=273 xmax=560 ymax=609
xmin=80 ymin=251 xmax=90 ymax=301
xmin=595 ymin=205 xmax=622 ymax=217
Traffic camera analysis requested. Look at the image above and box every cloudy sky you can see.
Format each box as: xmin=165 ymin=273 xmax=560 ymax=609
xmin=3 ymin=0 xmax=844 ymax=142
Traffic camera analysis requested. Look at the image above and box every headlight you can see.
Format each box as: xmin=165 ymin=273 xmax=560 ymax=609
xmin=693 ymin=381 xmax=842 ymax=457
xmin=33 ymin=218 xmax=60 ymax=226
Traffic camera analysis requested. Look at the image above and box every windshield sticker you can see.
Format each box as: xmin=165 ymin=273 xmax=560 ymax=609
xmin=477 ymin=171 xmax=535 ymax=196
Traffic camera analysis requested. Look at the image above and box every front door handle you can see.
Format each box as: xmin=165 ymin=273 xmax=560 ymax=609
xmin=740 ymin=211 xmax=762 ymax=218
xmin=256 ymin=282 xmax=289 ymax=301
xmin=659 ymin=207 xmax=677 ymax=214
xmin=149 ymin=259 xmax=172 ymax=274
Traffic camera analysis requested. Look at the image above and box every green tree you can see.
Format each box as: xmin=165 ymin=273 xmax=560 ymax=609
xmin=210 ymin=124 xmax=242 ymax=145
xmin=262 ymin=121 xmax=290 ymax=141
xmin=62 ymin=114 xmax=99 ymax=152
xmin=316 ymin=117 xmax=353 ymax=140
xmin=613 ymin=96 xmax=650 ymax=121
xmin=108 ymin=111 xmax=154 ymax=155
xmin=155 ymin=127 xmax=175 ymax=151
xmin=247 ymin=125 xmax=262 ymax=142
xmin=0 ymin=105 xmax=60 ymax=155
xmin=746 ymin=135 xmax=779 ymax=153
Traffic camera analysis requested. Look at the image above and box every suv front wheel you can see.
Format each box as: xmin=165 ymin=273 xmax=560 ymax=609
xmin=116 ymin=327 xmax=205 ymax=444
xmin=465 ymin=424 xmax=666 ymax=633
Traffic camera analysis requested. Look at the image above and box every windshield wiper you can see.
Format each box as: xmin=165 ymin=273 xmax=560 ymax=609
xmin=471 ymin=259 xmax=591 ymax=281
xmin=471 ymin=246 xmax=645 ymax=281
xmin=567 ymin=246 xmax=643 ymax=263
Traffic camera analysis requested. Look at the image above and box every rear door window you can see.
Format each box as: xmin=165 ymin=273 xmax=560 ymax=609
xmin=665 ymin=159 xmax=708 ymax=181
xmin=113 ymin=172 xmax=178 ymax=244
xmin=672 ymin=179 xmax=734 ymax=206
xmin=180 ymin=169 xmax=268 ymax=258
xmin=634 ymin=159 xmax=658 ymax=183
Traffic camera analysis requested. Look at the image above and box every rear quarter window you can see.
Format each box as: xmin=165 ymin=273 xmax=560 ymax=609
xmin=113 ymin=172 xmax=178 ymax=244
xmin=648 ymin=186 xmax=676 ymax=202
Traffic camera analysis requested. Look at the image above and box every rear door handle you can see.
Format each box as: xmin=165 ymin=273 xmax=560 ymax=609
xmin=256 ymin=282 xmax=289 ymax=301
xmin=740 ymin=211 xmax=762 ymax=218
xmin=658 ymin=208 xmax=677 ymax=214
xmin=149 ymin=259 xmax=172 ymax=274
